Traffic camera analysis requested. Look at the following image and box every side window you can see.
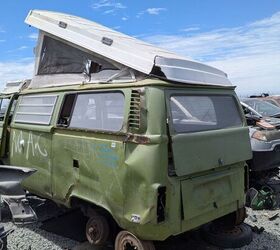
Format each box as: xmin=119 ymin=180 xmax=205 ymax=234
xmin=14 ymin=95 xmax=57 ymax=125
xmin=58 ymin=92 xmax=125 ymax=132
xmin=0 ymin=98 xmax=11 ymax=120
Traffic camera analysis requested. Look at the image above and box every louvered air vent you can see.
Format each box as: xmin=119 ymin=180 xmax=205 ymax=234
xmin=128 ymin=90 xmax=141 ymax=130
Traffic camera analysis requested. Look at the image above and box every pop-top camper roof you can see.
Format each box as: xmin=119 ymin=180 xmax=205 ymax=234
xmin=25 ymin=10 xmax=232 ymax=88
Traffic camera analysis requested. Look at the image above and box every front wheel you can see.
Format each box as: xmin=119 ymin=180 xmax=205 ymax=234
xmin=115 ymin=230 xmax=155 ymax=250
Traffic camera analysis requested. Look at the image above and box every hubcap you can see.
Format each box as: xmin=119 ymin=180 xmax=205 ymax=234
xmin=115 ymin=230 xmax=155 ymax=250
xmin=87 ymin=222 xmax=100 ymax=242
xmin=124 ymin=242 xmax=138 ymax=250
xmin=86 ymin=215 xmax=109 ymax=245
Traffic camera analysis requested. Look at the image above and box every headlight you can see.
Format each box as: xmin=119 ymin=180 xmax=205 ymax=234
xmin=252 ymin=131 xmax=268 ymax=141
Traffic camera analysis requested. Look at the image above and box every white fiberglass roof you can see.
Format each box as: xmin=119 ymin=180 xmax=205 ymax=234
xmin=1 ymin=80 xmax=31 ymax=95
xmin=25 ymin=10 xmax=232 ymax=87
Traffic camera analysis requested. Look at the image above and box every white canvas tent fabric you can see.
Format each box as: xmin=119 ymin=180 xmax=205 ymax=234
xmin=25 ymin=10 xmax=232 ymax=87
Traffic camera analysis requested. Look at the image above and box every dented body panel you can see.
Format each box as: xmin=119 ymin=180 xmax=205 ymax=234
xmin=5 ymin=80 xmax=252 ymax=241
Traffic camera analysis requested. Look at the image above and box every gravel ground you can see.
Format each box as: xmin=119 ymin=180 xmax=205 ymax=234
xmin=237 ymin=208 xmax=280 ymax=250
xmin=2 ymin=201 xmax=78 ymax=250
xmin=1 ymin=201 xmax=280 ymax=250
xmin=6 ymin=222 xmax=77 ymax=250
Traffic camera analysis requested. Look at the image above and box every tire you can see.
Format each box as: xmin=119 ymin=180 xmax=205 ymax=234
xmin=201 ymin=222 xmax=252 ymax=248
xmin=115 ymin=230 xmax=155 ymax=250
xmin=85 ymin=215 xmax=110 ymax=246
xmin=0 ymin=238 xmax=7 ymax=250
xmin=213 ymin=207 xmax=246 ymax=228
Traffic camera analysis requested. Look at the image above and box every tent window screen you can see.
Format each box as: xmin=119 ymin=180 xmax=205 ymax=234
xmin=69 ymin=92 xmax=125 ymax=131
xmin=14 ymin=95 xmax=57 ymax=125
xmin=38 ymin=36 xmax=117 ymax=75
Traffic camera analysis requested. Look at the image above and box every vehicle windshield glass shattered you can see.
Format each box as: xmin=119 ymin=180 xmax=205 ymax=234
xmin=38 ymin=36 xmax=118 ymax=75
xmin=170 ymin=95 xmax=242 ymax=133
xmin=242 ymin=99 xmax=280 ymax=117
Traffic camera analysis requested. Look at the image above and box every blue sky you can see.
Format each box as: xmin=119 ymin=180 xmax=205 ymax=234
xmin=0 ymin=0 xmax=280 ymax=95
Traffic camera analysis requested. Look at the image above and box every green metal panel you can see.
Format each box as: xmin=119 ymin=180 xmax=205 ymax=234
xmin=9 ymin=128 xmax=53 ymax=197
xmin=171 ymin=127 xmax=251 ymax=176
xmin=181 ymin=165 xmax=244 ymax=221
xmin=51 ymin=131 xmax=126 ymax=210
xmin=8 ymin=93 xmax=61 ymax=197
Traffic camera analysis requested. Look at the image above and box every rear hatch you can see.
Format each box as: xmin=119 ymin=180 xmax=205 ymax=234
xmin=166 ymin=90 xmax=252 ymax=224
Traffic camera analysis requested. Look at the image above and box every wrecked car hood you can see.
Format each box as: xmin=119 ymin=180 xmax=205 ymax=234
xmin=262 ymin=117 xmax=280 ymax=127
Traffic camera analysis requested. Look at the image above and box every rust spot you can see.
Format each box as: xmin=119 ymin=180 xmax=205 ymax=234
xmin=124 ymin=133 xmax=150 ymax=144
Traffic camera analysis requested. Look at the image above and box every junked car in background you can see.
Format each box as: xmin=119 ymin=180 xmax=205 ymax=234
xmin=241 ymin=98 xmax=280 ymax=208
xmin=241 ymin=98 xmax=280 ymax=171
xmin=252 ymin=95 xmax=280 ymax=108
xmin=243 ymin=98 xmax=280 ymax=119
xmin=262 ymin=96 xmax=280 ymax=107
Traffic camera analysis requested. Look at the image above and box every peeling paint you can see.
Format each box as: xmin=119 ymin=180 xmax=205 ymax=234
xmin=125 ymin=133 xmax=150 ymax=144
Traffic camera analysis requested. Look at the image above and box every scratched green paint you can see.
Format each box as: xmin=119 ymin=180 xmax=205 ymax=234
xmin=2 ymin=79 xmax=252 ymax=241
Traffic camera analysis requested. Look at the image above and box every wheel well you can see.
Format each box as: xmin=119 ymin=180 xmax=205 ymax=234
xmin=70 ymin=197 xmax=116 ymax=220
xmin=70 ymin=197 xmax=120 ymax=240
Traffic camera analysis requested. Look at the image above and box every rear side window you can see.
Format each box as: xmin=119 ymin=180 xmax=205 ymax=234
xmin=170 ymin=95 xmax=242 ymax=133
xmin=59 ymin=92 xmax=125 ymax=132
xmin=14 ymin=95 xmax=57 ymax=125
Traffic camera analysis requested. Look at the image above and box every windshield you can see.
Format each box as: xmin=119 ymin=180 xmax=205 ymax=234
xmin=170 ymin=95 xmax=242 ymax=133
xmin=242 ymin=99 xmax=280 ymax=117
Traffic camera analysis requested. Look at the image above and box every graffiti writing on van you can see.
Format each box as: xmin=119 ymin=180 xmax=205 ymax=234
xmin=64 ymin=140 xmax=121 ymax=168
xmin=11 ymin=130 xmax=48 ymax=159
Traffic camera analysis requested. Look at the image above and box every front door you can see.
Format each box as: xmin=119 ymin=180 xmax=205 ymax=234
xmin=9 ymin=94 xmax=58 ymax=197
